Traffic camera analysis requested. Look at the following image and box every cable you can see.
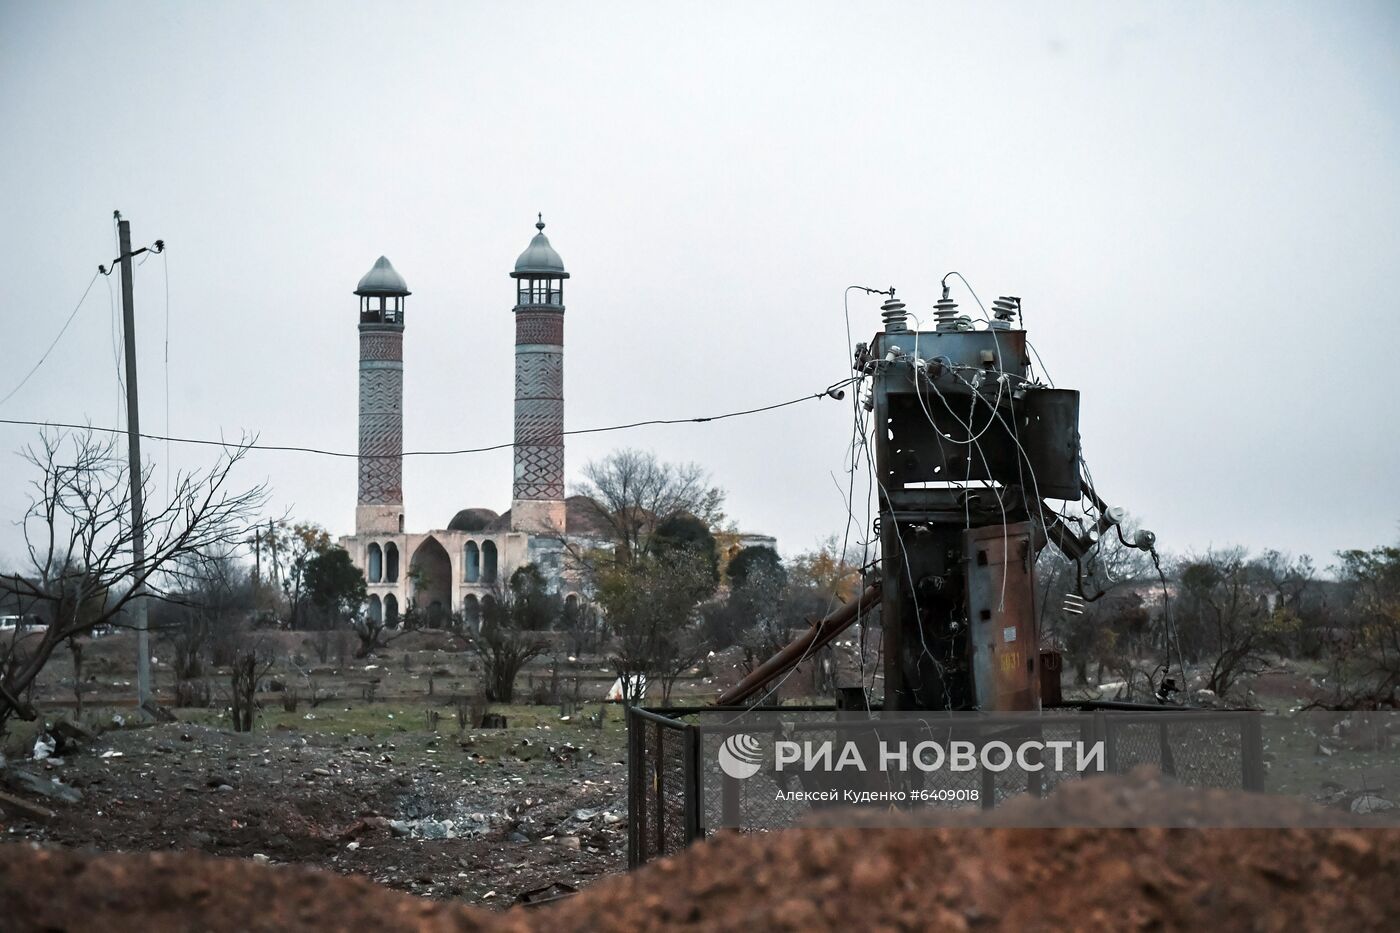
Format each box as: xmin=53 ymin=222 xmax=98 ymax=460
xmin=941 ymin=271 xmax=990 ymax=321
xmin=162 ymin=247 xmax=171 ymax=499
xmin=105 ymin=271 xmax=125 ymax=422
xmin=1026 ymin=339 xmax=1057 ymax=388
xmin=0 ymin=271 xmax=101 ymax=408
xmin=1151 ymin=547 xmax=1189 ymax=702
xmin=0 ymin=378 xmax=857 ymax=460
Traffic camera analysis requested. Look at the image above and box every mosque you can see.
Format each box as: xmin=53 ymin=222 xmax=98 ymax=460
xmin=339 ymin=219 xmax=610 ymax=629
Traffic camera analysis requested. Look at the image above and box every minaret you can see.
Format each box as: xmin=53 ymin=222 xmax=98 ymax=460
xmin=510 ymin=216 xmax=568 ymax=534
xmin=354 ymin=256 xmax=409 ymax=535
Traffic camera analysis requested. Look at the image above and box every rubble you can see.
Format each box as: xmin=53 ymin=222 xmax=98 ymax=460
xmin=3 ymin=768 xmax=82 ymax=803
xmin=5 ymin=721 xmax=625 ymax=905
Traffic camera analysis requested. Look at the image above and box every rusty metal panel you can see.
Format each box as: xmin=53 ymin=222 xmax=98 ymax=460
xmin=1021 ymin=388 xmax=1081 ymax=500
xmin=964 ymin=523 xmax=1040 ymax=711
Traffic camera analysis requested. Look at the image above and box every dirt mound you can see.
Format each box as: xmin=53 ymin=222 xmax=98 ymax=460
xmin=5 ymin=774 xmax=1400 ymax=932
xmin=558 ymin=825 xmax=1400 ymax=931
xmin=0 ymin=844 xmax=500 ymax=933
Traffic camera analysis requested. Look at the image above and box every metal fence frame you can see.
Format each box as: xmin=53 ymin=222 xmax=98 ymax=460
xmin=627 ymin=703 xmax=1264 ymax=867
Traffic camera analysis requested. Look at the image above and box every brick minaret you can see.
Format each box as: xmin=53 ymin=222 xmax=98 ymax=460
xmin=354 ymin=256 xmax=409 ymax=535
xmin=510 ymin=216 xmax=568 ymax=534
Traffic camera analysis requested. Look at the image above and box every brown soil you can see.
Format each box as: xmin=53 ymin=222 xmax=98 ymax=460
xmin=5 ymin=773 xmax=1400 ymax=932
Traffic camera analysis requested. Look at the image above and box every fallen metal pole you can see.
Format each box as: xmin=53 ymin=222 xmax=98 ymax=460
xmin=715 ymin=582 xmax=882 ymax=707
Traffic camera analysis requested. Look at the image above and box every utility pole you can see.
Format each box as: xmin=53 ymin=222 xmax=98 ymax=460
xmin=268 ymin=519 xmax=279 ymax=591
xmin=252 ymin=530 xmax=261 ymax=591
xmin=113 ymin=210 xmax=161 ymax=715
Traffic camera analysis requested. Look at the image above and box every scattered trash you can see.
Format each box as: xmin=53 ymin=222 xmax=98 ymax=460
xmin=4 ymin=768 xmax=82 ymax=803
xmin=1351 ymin=794 xmax=1396 ymax=814
xmin=32 ymin=734 xmax=56 ymax=761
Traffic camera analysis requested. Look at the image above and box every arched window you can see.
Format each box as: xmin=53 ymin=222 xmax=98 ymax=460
xmin=465 ymin=541 xmax=480 ymax=583
xmin=482 ymin=540 xmax=498 ymax=584
xmin=367 ymin=594 xmax=382 ymax=622
xmin=565 ymin=593 xmax=579 ymax=614
xmin=385 ymin=542 xmax=399 ymax=582
xmin=367 ymin=544 xmax=383 ymax=583
xmin=384 ymin=593 xmax=399 ymax=627
xmin=463 ymin=594 xmax=481 ymax=631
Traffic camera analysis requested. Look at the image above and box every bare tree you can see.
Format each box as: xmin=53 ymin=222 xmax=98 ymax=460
xmin=1175 ymin=548 xmax=1291 ymax=699
xmin=0 ymin=428 xmax=268 ymax=734
xmin=574 ymin=449 xmax=725 ymax=564
xmin=229 ymin=639 xmax=276 ymax=732
xmin=1313 ymin=545 xmax=1400 ymax=709
xmin=156 ymin=547 xmax=253 ymax=706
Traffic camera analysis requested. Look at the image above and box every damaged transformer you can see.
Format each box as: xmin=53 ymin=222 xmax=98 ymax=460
xmin=858 ymin=285 xmax=1153 ymax=712
xmin=715 ymin=281 xmax=1159 ymax=713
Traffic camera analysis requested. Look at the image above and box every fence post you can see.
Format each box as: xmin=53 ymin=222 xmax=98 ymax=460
xmin=684 ymin=723 xmax=703 ymax=843
xmin=627 ymin=706 xmax=645 ymax=867
xmin=1158 ymin=720 xmax=1177 ymax=777
xmin=654 ymin=719 xmax=666 ymax=857
xmin=1097 ymin=712 xmax=1115 ymax=774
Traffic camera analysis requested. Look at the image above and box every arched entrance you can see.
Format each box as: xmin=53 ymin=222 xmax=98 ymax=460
xmin=367 ymin=544 xmax=383 ymax=583
xmin=409 ymin=536 xmax=452 ymax=627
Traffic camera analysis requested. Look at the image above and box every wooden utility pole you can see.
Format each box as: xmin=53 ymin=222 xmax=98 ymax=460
xmin=115 ymin=211 xmax=151 ymax=713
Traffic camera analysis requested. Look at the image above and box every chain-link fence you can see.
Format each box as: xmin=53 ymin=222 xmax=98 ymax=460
xmin=628 ymin=705 xmax=1264 ymax=867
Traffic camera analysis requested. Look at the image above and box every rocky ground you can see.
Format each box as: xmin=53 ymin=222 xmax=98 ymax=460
xmin=1 ymin=716 xmax=629 ymax=905
xmin=5 ymin=772 xmax=1400 ymax=932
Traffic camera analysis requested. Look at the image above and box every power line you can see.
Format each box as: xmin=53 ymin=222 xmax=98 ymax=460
xmin=0 ymin=271 xmax=102 ymax=408
xmin=0 ymin=377 xmax=856 ymax=460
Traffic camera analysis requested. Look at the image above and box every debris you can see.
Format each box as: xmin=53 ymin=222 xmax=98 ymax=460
xmin=52 ymin=720 xmax=96 ymax=746
xmin=0 ymin=788 xmax=56 ymax=821
xmin=4 ymin=768 xmax=82 ymax=803
xmin=1351 ymin=795 xmax=1396 ymax=815
xmin=139 ymin=700 xmax=178 ymax=723
xmin=32 ymin=734 xmax=56 ymax=761
xmin=515 ymin=881 xmax=578 ymax=907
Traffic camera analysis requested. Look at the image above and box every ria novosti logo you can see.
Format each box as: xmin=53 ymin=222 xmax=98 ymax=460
xmin=717 ymin=733 xmax=764 ymax=779
xmin=715 ymin=733 xmax=1106 ymax=780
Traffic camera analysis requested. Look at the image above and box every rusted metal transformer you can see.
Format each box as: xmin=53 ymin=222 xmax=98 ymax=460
xmin=858 ymin=288 xmax=1138 ymax=712
xmin=715 ymin=285 xmax=1156 ymax=713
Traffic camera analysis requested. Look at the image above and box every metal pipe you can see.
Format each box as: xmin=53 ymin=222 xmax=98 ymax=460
xmin=714 ymin=582 xmax=882 ymax=707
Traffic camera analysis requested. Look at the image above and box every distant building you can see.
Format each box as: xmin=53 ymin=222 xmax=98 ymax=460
xmin=338 ymin=218 xmax=774 ymax=629
xmin=339 ymin=219 xmax=611 ymax=629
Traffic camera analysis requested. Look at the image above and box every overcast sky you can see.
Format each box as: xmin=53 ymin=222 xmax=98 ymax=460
xmin=1 ymin=1 xmax=1397 ymax=572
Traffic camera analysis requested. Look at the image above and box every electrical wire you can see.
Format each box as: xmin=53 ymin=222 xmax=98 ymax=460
xmin=0 ymin=378 xmax=857 ymax=460
xmin=941 ymin=271 xmax=990 ymax=322
xmin=105 ymin=271 xmax=126 ymax=421
xmin=162 ymin=247 xmax=171 ymax=499
xmin=1151 ymin=547 xmax=1189 ymax=702
xmin=0 ymin=271 xmax=101 ymax=408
